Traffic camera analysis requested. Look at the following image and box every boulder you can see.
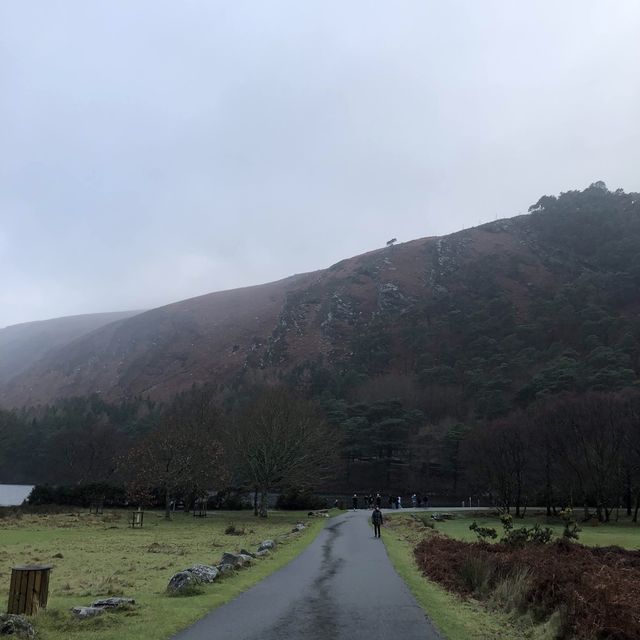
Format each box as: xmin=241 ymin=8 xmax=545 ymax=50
xmin=258 ymin=539 xmax=276 ymax=552
xmin=90 ymin=597 xmax=135 ymax=609
xmin=240 ymin=548 xmax=256 ymax=558
xmin=188 ymin=564 xmax=218 ymax=583
xmin=238 ymin=554 xmax=254 ymax=566
xmin=292 ymin=523 xmax=306 ymax=532
xmin=216 ymin=563 xmax=235 ymax=576
xmin=71 ymin=606 xmax=105 ymax=619
xmin=255 ymin=549 xmax=270 ymax=558
xmin=167 ymin=570 xmax=200 ymax=594
xmin=0 ymin=614 xmax=36 ymax=638
xmin=220 ymin=552 xmax=250 ymax=568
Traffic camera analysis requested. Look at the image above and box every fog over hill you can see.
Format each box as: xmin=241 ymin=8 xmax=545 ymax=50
xmin=0 ymin=311 xmax=141 ymax=388
xmin=2 ymin=185 xmax=640 ymax=412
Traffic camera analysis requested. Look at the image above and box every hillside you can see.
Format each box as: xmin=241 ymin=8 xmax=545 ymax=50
xmin=0 ymin=311 xmax=141 ymax=388
xmin=2 ymin=184 xmax=640 ymax=415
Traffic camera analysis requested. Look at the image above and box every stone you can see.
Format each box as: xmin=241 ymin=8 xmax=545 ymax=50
xmin=257 ymin=539 xmax=276 ymax=552
xmin=220 ymin=552 xmax=248 ymax=568
xmin=187 ymin=564 xmax=218 ymax=583
xmin=91 ymin=597 xmax=135 ymax=609
xmin=0 ymin=614 xmax=36 ymax=638
xmin=255 ymin=549 xmax=270 ymax=558
xmin=238 ymin=554 xmax=254 ymax=565
xmin=240 ymin=548 xmax=256 ymax=558
xmin=292 ymin=523 xmax=305 ymax=532
xmin=167 ymin=570 xmax=200 ymax=594
xmin=216 ymin=563 xmax=235 ymax=575
xmin=71 ymin=606 xmax=105 ymax=619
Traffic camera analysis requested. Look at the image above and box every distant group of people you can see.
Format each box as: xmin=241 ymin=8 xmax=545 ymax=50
xmin=348 ymin=491 xmax=430 ymax=538
xmin=350 ymin=492 xmax=429 ymax=511
xmin=352 ymin=493 xmax=383 ymax=510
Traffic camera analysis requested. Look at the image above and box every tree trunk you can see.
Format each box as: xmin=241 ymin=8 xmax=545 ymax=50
xmin=583 ymin=497 xmax=590 ymax=522
xmin=253 ymin=488 xmax=259 ymax=517
xmin=544 ymin=447 xmax=552 ymax=517
xmin=259 ymin=489 xmax=268 ymax=518
xmin=164 ymin=492 xmax=172 ymax=520
xmin=633 ymin=491 xmax=640 ymax=524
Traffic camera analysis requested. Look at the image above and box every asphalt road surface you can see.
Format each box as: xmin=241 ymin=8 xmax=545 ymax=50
xmin=173 ymin=509 xmax=441 ymax=640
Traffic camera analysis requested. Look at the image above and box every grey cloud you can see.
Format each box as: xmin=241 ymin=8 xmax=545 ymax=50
xmin=1 ymin=1 xmax=639 ymax=327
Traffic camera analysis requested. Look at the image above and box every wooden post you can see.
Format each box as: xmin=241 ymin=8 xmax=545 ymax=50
xmin=7 ymin=565 xmax=52 ymax=615
xmin=129 ymin=508 xmax=144 ymax=528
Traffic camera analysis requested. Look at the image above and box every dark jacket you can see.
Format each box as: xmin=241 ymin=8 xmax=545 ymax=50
xmin=372 ymin=510 xmax=384 ymax=525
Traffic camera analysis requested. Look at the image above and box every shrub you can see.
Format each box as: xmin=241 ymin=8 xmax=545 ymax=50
xmin=414 ymin=536 xmax=640 ymax=639
xmin=560 ymin=508 xmax=581 ymax=540
xmin=499 ymin=514 xmax=553 ymax=546
xmin=528 ymin=523 xmax=553 ymax=545
xmin=224 ymin=523 xmax=245 ymax=536
xmin=275 ymin=488 xmax=327 ymax=511
xmin=27 ymin=483 xmax=127 ymax=507
xmin=469 ymin=520 xmax=498 ymax=543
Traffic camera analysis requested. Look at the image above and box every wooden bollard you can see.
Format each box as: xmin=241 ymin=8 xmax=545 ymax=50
xmin=7 ymin=565 xmax=52 ymax=615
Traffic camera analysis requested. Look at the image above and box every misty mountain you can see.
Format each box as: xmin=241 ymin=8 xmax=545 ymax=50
xmin=2 ymin=185 xmax=640 ymax=414
xmin=0 ymin=311 xmax=141 ymax=388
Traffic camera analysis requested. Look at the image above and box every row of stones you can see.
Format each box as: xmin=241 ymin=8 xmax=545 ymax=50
xmin=167 ymin=537 xmax=280 ymax=595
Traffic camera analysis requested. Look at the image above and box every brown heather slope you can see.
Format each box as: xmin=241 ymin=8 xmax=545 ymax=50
xmin=0 ymin=217 xmax=551 ymax=408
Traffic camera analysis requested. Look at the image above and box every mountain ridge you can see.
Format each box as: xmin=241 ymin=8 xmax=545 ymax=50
xmin=3 ymin=185 xmax=640 ymax=413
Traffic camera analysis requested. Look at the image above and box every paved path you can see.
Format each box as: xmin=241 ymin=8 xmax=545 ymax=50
xmin=174 ymin=510 xmax=441 ymax=640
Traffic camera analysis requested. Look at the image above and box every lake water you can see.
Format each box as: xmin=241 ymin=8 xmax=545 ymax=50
xmin=0 ymin=484 xmax=34 ymax=506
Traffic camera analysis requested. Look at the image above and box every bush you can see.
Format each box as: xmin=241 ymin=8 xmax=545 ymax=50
xmin=224 ymin=523 xmax=245 ymax=536
xmin=214 ymin=490 xmax=250 ymax=510
xmin=414 ymin=536 xmax=640 ymax=639
xmin=28 ymin=483 xmax=127 ymax=507
xmin=560 ymin=508 xmax=581 ymax=540
xmin=499 ymin=514 xmax=553 ymax=546
xmin=275 ymin=488 xmax=327 ymax=511
xmin=469 ymin=520 xmax=498 ymax=542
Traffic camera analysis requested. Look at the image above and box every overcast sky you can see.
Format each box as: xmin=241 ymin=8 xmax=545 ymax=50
xmin=1 ymin=1 xmax=640 ymax=328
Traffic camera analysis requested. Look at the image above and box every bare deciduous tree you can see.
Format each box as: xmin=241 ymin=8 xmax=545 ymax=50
xmin=232 ymin=388 xmax=337 ymax=517
xmin=125 ymin=414 xmax=227 ymax=519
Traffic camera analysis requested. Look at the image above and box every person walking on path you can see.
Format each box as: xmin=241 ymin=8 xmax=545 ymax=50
xmin=352 ymin=494 xmax=358 ymax=511
xmin=372 ymin=506 xmax=384 ymax=538
xmin=375 ymin=493 xmax=382 ymax=508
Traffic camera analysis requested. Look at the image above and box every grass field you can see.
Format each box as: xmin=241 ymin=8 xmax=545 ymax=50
xmin=0 ymin=509 xmax=326 ymax=640
xmin=427 ymin=510 xmax=640 ymax=549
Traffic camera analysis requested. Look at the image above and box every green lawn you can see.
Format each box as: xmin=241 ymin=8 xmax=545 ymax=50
xmin=0 ymin=509 xmax=325 ymax=640
xmin=428 ymin=510 xmax=640 ymax=549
